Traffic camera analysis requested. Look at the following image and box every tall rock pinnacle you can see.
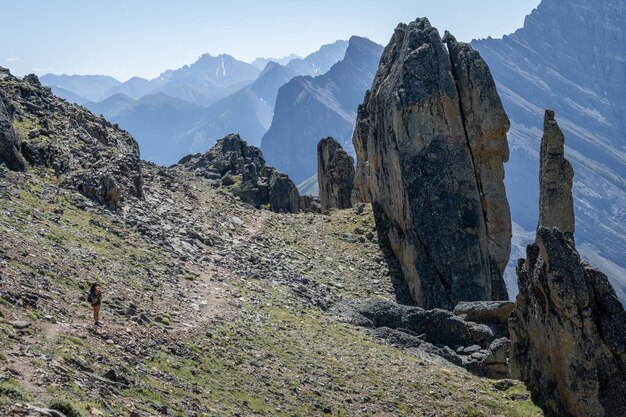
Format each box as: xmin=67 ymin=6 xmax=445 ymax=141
xmin=317 ymin=137 xmax=355 ymax=211
xmin=510 ymin=227 xmax=626 ymax=417
xmin=538 ymin=109 xmax=575 ymax=239
xmin=353 ymin=18 xmax=510 ymax=310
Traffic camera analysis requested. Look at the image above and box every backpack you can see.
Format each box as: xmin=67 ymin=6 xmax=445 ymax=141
xmin=87 ymin=291 xmax=94 ymax=304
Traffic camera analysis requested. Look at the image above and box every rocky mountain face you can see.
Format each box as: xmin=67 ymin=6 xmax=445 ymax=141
xmin=353 ymin=19 xmax=510 ymax=310
xmin=261 ymin=36 xmax=383 ymax=184
xmin=317 ymin=137 xmax=354 ymax=211
xmin=251 ymin=53 xmax=301 ymax=70
xmin=0 ymin=69 xmax=143 ymax=210
xmin=104 ymin=75 xmax=172 ymax=100
xmin=472 ymin=0 xmax=626 ymax=299
xmin=178 ymin=134 xmax=301 ymax=213
xmin=539 ymin=110 xmax=575 ymax=238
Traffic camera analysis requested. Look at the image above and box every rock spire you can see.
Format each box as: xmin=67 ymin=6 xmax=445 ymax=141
xmin=538 ymin=109 xmax=575 ymax=239
xmin=317 ymin=137 xmax=355 ymax=211
xmin=352 ymin=18 xmax=511 ymax=309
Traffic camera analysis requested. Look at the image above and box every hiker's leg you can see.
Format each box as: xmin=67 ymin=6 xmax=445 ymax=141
xmin=94 ymin=305 xmax=100 ymax=322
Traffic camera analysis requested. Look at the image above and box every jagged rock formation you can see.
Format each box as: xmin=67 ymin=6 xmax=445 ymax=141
xmin=510 ymin=227 xmax=626 ymax=417
xmin=178 ymin=134 xmax=300 ymax=213
xmin=0 ymin=69 xmax=143 ymax=210
xmin=334 ymin=299 xmax=510 ymax=378
xmin=317 ymin=137 xmax=355 ymax=211
xmin=539 ymin=110 xmax=575 ymax=238
xmin=353 ymin=18 xmax=510 ymax=310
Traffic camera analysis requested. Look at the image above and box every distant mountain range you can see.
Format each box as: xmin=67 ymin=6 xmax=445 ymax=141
xmin=260 ymin=36 xmax=383 ymax=184
xmin=58 ymin=40 xmax=351 ymax=165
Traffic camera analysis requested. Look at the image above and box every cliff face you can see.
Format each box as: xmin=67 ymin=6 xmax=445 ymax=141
xmin=317 ymin=137 xmax=355 ymax=211
xmin=473 ymin=0 xmax=626 ymax=297
xmin=353 ymin=19 xmax=510 ymax=310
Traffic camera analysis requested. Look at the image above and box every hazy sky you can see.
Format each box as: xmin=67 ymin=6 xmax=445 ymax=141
xmin=1 ymin=0 xmax=541 ymax=81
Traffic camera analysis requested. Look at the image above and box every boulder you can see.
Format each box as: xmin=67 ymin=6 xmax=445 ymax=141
xmin=510 ymin=227 xmax=626 ymax=417
xmin=333 ymin=299 xmax=509 ymax=378
xmin=538 ymin=109 xmax=575 ymax=240
xmin=352 ymin=18 xmax=510 ymax=309
xmin=453 ymin=301 xmax=514 ymax=325
xmin=317 ymin=137 xmax=355 ymax=211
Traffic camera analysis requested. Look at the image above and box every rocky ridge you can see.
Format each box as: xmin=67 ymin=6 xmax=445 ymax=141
xmin=353 ymin=19 xmax=510 ymax=310
xmin=317 ymin=137 xmax=355 ymax=211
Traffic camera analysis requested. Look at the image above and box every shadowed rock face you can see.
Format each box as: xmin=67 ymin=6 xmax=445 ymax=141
xmin=353 ymin=18 xmax=510 ymax=310
xmin=510 ymin=227 xmax=626 ymax=417
xmin=538 ymin=110 xmax=575 ymax=239
xmin=0 ymin=87 xmax=26 ymax=171
xmin=317 ymin=137 xmax=355 ymax=211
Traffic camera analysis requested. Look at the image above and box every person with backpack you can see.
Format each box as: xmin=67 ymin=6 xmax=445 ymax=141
xmin=87 ymin=283 xmax=104 ymax=326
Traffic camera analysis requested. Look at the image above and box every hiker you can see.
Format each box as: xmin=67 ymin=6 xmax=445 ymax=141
xmin=88 ymin=283 xmax=104 ymax=326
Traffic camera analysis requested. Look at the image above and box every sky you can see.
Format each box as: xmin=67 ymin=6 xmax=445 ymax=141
xmin=1 ymin=0 xmax=541 ymax=82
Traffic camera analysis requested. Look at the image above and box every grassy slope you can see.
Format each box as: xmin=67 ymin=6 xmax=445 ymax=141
xmin=0 ymin=167 xmax=542 ymax=417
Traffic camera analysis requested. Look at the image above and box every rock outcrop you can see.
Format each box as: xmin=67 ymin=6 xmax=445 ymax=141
xmin=0 ymin=69 xmax=143 ymax=210
xmin=510 ymin=227 xmax=626 ymax=417
xmin=178 ymin=134 xmax=300 ymax=213
xmin=0 ymin=87 xmax=26 ymax=171
xmin=538 ymin=109 xmax=575 ymax=239
xmin=352 ymin=18 xmax=510 ymax=309
xmin=334 ymin=299 xmax=510 ymax=378
xmin=317 ymin=137 xmax=355 ymax=211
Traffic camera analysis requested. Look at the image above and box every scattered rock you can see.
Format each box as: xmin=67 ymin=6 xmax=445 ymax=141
xmin=333 ymin=299 xmax=508 ymax=378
